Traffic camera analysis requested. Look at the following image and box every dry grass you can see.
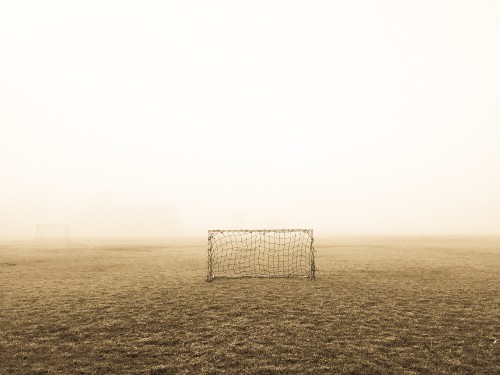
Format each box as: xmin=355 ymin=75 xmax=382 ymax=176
xmin=1 ymin=236 xmax=499 ymax=374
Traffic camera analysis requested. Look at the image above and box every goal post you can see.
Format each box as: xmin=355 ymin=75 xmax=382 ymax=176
xmin=36 ymin=224 xmax=70 ymax=242
xmin=207 ymin=229 xmax=315 ymax=281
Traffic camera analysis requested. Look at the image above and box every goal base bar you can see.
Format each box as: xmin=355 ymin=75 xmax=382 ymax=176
xmin=206 ymin=275 xmax=315 ymax=282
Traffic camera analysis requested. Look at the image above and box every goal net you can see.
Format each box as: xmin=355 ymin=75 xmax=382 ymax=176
xmin=36 ymin=225 xmax=70 ymax=241
xmin=207 ymin=229 xmax=315 ymax=281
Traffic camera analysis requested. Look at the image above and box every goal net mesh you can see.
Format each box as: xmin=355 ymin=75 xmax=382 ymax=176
xmin=207 ymin=229 xmax=315 ymax=281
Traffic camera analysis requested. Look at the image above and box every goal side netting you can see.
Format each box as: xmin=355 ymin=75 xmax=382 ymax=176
xmin=207 ymin=229 xmax=315 ymax=281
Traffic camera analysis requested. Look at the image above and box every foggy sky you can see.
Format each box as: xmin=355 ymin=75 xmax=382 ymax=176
xmin=1 ymin=1 xmax=500 ymax=239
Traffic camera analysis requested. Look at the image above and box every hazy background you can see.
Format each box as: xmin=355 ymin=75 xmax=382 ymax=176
xmin=1 ymin=1 xmax=499 ymax=239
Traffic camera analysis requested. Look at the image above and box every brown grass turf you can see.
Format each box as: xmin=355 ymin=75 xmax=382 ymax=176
xmin=0 ymin=236 xmax=499 ymax=374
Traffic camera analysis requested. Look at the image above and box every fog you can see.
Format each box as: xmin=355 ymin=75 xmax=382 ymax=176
xmin=1 ymin=1 xmax=500 ymax=239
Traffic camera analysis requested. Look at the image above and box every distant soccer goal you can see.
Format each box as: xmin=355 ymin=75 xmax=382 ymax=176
xmin=36 ymin=225 xmax=70 ymax=242
xmin=207 ymin=229 xmax=315 ymax=281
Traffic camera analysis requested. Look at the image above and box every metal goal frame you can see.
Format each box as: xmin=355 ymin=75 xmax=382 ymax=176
xmin=207 ymin=229 xmax=315 ymax=281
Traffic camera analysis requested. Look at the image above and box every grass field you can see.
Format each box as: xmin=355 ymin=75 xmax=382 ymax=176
xmin=1 ymin=236 xmax=499 ymax=374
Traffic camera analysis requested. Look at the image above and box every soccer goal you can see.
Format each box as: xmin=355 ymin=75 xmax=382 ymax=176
xmin=36 ymin=224 xmax=70 ymax=241
xmin=207 ymin=229 xmax=315 ymax=281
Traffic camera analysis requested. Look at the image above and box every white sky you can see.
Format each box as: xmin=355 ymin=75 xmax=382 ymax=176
xmin=1 ymin=1 xmax=500 ymax=239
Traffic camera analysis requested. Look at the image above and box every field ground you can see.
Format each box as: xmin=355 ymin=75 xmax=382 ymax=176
xmin=0 ymin=236 xmax=499 ymax=374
